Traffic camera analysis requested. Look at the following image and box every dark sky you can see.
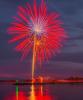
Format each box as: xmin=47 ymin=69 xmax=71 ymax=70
xmin=0 ymin=0 xmax=83 ymax=79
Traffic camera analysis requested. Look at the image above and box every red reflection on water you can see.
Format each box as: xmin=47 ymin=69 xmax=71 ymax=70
xmin=4 ymin=91 xmax=26 ymax=100
xmin=14 ymin=91 xmax=26 ymax=100
xmin=29 ymin=85 xmax=52 ymax=100
xmin=4 ymin=85 xmax=54 ymax=100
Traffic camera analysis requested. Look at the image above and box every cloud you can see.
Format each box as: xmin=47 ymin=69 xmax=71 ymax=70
xmin=42 ymin=61 xmax=83 ymax=78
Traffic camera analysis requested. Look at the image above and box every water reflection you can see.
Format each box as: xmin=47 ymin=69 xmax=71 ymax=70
xmin=2 ymin=82 xmax=83 ymax=100
xmin=29 ymin=85 xmax=53 ymax=100
xmin=5 ymin=84 xmax=54 ymax=100
xmin=15 ymin=85 xmax=26 ymax=100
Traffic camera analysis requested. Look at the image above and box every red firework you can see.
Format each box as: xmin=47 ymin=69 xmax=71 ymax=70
xmin=8 ymin=0 xmax=66 ymax=63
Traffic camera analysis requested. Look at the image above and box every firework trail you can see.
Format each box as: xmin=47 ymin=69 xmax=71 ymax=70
xmin=8 ymin=0 xmax=66 ymax=79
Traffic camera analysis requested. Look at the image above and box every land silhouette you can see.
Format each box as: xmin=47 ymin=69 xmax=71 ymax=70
xmin=0 ymin=76 xmax=83 ymax=85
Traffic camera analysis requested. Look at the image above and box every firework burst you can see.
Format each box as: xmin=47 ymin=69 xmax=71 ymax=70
xmin=8 ymin=0 xmax=66 ymax=78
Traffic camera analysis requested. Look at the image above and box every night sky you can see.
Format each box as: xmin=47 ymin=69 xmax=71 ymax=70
xmin=0 ymin=0 xmax=83 ymax=79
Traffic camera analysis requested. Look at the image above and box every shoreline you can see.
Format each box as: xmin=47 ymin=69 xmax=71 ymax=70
xmin=0 ymin=79 xmax=83 ymax=85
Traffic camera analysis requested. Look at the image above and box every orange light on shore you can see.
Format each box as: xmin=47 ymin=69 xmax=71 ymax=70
xmin=39 ymin=76 xmax=43 ymax=83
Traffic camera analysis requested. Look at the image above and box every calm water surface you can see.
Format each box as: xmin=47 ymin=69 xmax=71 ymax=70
xmin=0 ymin=84 xmax=83 ymax=100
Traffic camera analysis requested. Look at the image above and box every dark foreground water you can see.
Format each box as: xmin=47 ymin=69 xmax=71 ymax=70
xmin=0 ymin=84 xmax=83 ymax=100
